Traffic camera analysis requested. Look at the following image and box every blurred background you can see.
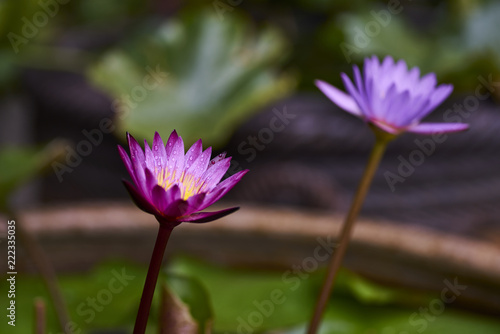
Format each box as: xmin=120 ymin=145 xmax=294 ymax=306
xmin=1 ymin=0 xmax=500 ymax=333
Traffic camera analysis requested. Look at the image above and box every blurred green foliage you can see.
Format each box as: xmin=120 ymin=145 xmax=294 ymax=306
xmin=89 ymin=9 xmax=296 ymax=147
xmin=1 ymin=0 xmax=498 ymax=146
xmin=332 ymin=5 xmax=500 ymax=93
xmin=169 ymin=257 xmax=500 ymax=334
xmin=0 ymin=141 xmax=66 ymax=211
xmin=2 ymin=257 xmax=499 ymax=334
xmin=1 ymin=1 xmax=500 ymax=332
xmin=307 ymin=0 xmax=500 ymax=95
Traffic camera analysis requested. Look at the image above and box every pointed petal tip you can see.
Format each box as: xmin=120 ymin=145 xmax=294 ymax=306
xmin=167 ymin=129 xmax=179 ymax=143
xmin=316 ymin=77 xmax=362 ymax=117
xmin=126 ymin=132 xmax=134 ymax=143
xmin=237 ymin=169 xmax=249 ymax=178
xmin=127 ymin=132 xmax=140 ymax=145
xmin=181 ymin=206 xmax=240 ymax=224
xmin=170 ymin=129 xmax=178 ymax=138
xmin=409 ymin=122 xmax=469 ymax=134
xmin=117 ymin=145 xmax=131 ymax=163
xmin=314 ymin=79 xmax=326 ymax=87
xmin=117 ymin=144 xmax=127 ymax=154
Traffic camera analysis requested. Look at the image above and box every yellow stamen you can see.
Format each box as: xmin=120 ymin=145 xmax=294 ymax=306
xmin=156 ymin=168 xmax=205 ymax=200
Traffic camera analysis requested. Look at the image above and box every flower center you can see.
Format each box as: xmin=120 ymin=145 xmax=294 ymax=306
xmin=156 ymin=168 xmax=205 ymax=200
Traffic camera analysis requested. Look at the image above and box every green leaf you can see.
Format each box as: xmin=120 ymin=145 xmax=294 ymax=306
xmin=158 ymin=283 xmax=199 ymax=334
xmin=164 ymin=274 xmax=214 ymax=334
xmin=88 ymin=9 xmax=296 ymax=147
xmin=168 ymin=256 xmax=326 ymax=332
xmin=0 ymin=261 xmax=147 ymax=334
xmin=168 ymin=256 xmax=500 ymax=334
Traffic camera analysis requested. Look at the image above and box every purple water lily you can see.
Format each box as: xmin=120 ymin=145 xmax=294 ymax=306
xmin=316 ymin=55 xmax=469 ymax=135
xmin=119 ymin=131 xmax=247 ymax=227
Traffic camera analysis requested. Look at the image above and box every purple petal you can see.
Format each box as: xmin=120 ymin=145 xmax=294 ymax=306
xmin=217 ymin=169 xmax=249 ymax=189
xmin=415 ymin=84 xmax=453 ymax=120
xmin=363 ymin=56 xmax=375 ymax=83
xmin=353 ymin=66 xmax=366 ymax=99
xmin=315 ymin=80 xmax=362 ymax=117
xmin=208 ymin=152 xmax=227 ymax=168
xmin=118 ymin=145 xmax=136 ymax=184
xmin=408 ymin=122 xmax=469 ymax=134
xmin=151 ymin=184 xmax=182 ymax=213
xmin=366 ymin=55 xmax=381 ymax=80
xmin=143 ymin=139 xmax=156 ymax=172
xmin=414 ymin=72 xmax=437 ymax=97
xmin=127 ymin=133 xmax=147 ymax=190
xmin=406 ymin=67 xmax=420 ymax=89
xmin=181 ymin=207 xmax=240 ymax=223
xmin=370 ymin=120 xmax=400 ymax=135
xmin=397 ymin=95 xmax=431 ymax=126
xmin=168 ymin=135 xmax=185 ymax=179
xmin=341 ymin=72 xmax=369 ymax=116
xmin=165 ymin=130 xmax=179 ymax=157
xmin=378 ymin=56 xmax=396 ymax=93
xmin=183 ymin=192 xmax=207 ymax=216
xmin=187 ymin=147 xmax=212 ymax=178
xmin=363 ymin=75 xmax=374 ymax=108
xmin=122 ymin=180 xmax=157 ymax=214
xmin=200 ymin=158 xmax=231 ymax=190
xmin=144 ymin=168 xmax=158 ymax=195
xmin=197 ymin=188 xmax=227 ymax=211
xmin=162 ymin=198 xmax=186 ymax=218
xmin=153 ymin=132 xmax=167 ymax=169
xmin=184 ymin=139 xmax=203 ymax=170
xmin=151 ymin=185 xmax=168 ymax=212
xmin=384 ymin=89 xmax=411 ymax=126
xmin=381 ymin=56 xmax=395 ymax=73
xmin=376 ymin=83 xmax=398 ymax=121
xmin=199 ymin=169 xmax=248 ymax=210
xmin=392 ymin=59 xmax=408 ymax=87
xmin=127 ymin=133 xmax=145 ymax=166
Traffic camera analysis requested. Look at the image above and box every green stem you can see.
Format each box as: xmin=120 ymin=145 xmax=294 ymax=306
xmin=307 ymin=134 xmax=391 ymax=334
xmin=133 ymin=224 xmax=173 ymax=334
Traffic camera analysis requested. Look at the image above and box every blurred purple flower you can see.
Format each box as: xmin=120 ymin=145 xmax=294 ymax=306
xmin=316 ymin=55 xmax=469 ymax=135
xmin=119 ymin=131 xmax=247 ymax=227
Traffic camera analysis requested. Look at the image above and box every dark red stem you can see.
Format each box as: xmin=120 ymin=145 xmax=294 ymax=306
xmin=133 ymin=224 xmax=173 ymax=334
